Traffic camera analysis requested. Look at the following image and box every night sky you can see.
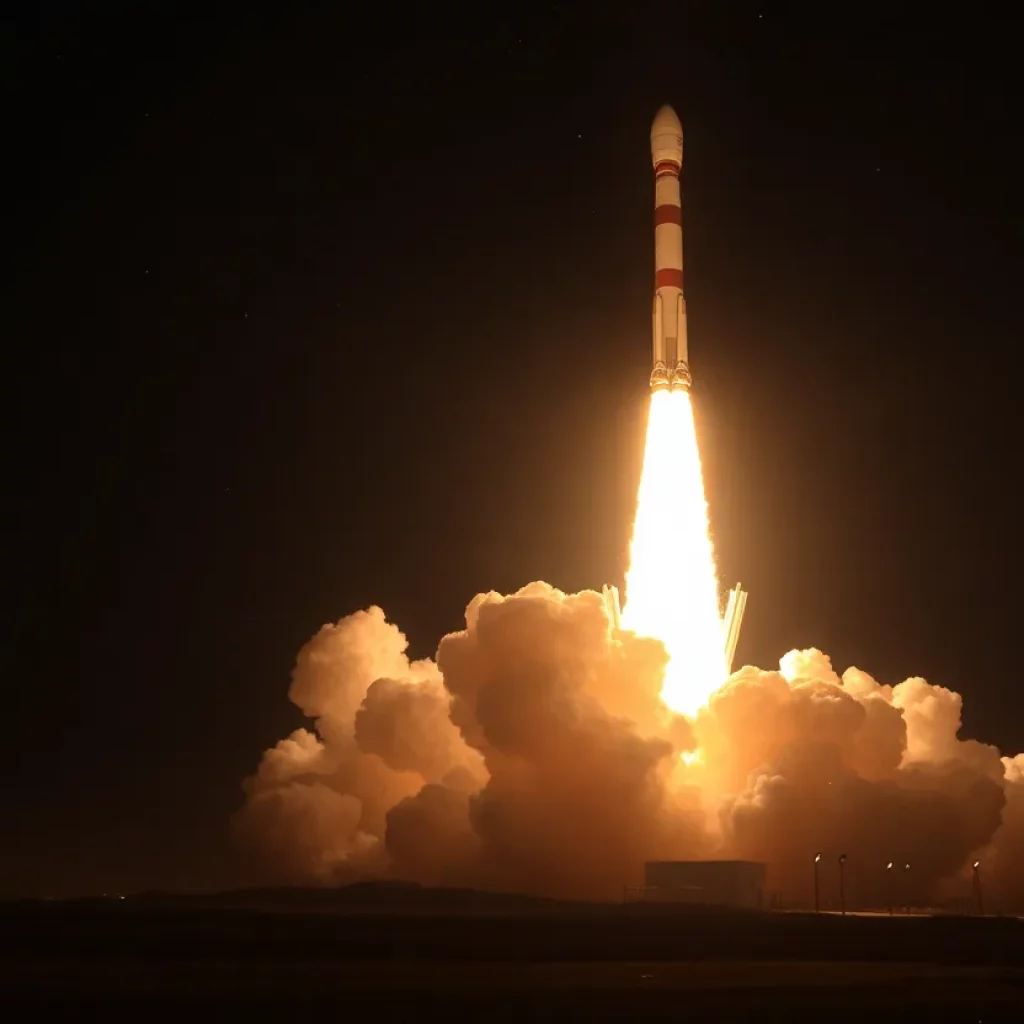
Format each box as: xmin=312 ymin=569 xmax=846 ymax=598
xmin=9 ymin=4 xmax=1022 ymax=896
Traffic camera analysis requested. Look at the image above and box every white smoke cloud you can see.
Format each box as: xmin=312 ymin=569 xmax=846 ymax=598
xmin=233 ymin=585 xmax=1023 ymax=910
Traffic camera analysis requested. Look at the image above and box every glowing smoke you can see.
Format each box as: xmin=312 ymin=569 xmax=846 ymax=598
xmin=621 ymin=390 xmax=727 ymax=715
xmin=235 ymin=586 xmax=1024 ymax=910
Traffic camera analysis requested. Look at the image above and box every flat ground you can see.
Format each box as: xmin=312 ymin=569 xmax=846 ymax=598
xmin=3 ymin=888 xmax=1021 ymax=1019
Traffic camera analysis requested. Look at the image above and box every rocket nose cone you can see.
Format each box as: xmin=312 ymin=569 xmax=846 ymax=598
xmin=652 ymin=105 xmax=682 ymax=134
xmin=650 ymin=105 xmax=683 ymax=168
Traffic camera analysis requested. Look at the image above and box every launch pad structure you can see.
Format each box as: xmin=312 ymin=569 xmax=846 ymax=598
xmin=602 ymin=582 xmax=747 ymax=675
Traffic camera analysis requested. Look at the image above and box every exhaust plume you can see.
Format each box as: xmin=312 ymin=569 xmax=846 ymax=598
xmin=234 ymin=585 xmax=1023 ymax=910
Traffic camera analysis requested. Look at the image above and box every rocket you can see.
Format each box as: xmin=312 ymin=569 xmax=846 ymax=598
xmin=649 ymin=105 xmax=691 ymax=392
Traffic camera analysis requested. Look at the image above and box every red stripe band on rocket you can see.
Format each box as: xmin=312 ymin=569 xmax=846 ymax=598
xmin=649 ymin=105 xmax=691 ymax=393
xmin=654 ymin=205 xmax=682 ymax=227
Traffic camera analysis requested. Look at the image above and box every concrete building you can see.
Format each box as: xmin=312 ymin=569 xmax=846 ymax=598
xmin=642 ymin=860 xmax=766 ymax=909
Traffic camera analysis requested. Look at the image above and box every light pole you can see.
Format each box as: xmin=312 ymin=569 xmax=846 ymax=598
xmin=904 ymin=862 xmax=911 ymax=915
xmin=814 ymin=852 xmax=821 ymax=913
xmin=838 ymin=853 xmax=847 ymax=916
xmin=972 ymin=860 xmax=984 ymax=916
xmin=886 ymin=861 xmax=893 ymax=916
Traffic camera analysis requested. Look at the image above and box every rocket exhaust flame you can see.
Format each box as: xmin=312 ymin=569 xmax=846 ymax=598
xmin=621 ymin=389 xmax=727 ymax=715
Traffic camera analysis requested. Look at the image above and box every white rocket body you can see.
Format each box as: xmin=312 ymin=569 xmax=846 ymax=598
xmin=649 ymin=105 xmax=690 ymax=392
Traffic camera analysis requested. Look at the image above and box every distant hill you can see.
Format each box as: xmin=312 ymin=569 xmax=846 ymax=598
xmin=128 ymin=881 xmax=573 ymax=914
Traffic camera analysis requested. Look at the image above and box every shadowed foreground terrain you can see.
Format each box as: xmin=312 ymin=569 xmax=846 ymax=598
xmin=3 ymin=884 xmax=1021 ymax=1019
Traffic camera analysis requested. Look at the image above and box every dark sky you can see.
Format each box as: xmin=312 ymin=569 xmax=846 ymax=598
xmin=8 ymin=4 xmax=1022 ymax=896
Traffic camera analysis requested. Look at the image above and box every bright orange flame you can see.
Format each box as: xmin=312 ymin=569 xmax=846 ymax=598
xmin=622 ymin=390 xmax=727 ymax=715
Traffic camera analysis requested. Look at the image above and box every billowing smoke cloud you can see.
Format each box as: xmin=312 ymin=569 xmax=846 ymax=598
xmin=234 ymin=585 xmax=1024 ymax=910
xmin=699 ymin=654 xmax=1007 ymax=906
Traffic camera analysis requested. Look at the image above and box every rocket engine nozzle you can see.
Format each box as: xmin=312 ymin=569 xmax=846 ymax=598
xmin=671 ymin=362 xmax=692 ymax=392
xmin=650 ymin=363 xmax=671 ymax=392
